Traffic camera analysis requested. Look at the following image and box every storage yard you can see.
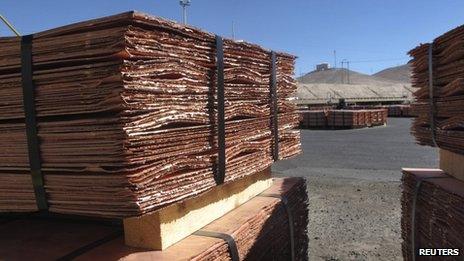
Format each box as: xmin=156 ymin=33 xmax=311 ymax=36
xmin=274 ymin=118 xmax=437 ymax=260
xmin=2 ymin=2 xmax=464 ymax=261
xmin=300 ymin=109 xmax=388 ymax=129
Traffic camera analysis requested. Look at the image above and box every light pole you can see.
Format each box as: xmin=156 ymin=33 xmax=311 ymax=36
xmin=179 ymin=0 xmax=191 ymax=24
xmin=333 ymin=50 xmax=337 ymax=69
xmin=346 ymin=60 xmax=350 ymax=84
xmin=341 ymin=59 xmax=347 ymax=84
xmin=341 ymin=59 xmax=350 ymax=84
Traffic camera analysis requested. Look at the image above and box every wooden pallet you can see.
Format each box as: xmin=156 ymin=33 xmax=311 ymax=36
xmin=439 ymin=149 xmax=464 ymax=182
xmin=123 ymin=167 xmax=272 ymax=250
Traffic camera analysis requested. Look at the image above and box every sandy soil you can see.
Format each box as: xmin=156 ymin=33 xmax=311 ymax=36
xmin=306 ymin=176 xmax=401 ymax=260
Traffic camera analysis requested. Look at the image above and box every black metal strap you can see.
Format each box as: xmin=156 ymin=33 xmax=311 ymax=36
xmin=193 ymin=230 xmax=239 ymax=261
xmin=428 ymin=43 xmax=438 ymax=147
xmin=411 ymin=175 xmax=450 ymax=261
xmin=21 ymin=34 xmax=48 ymax=211
xmin=259 ymin=193 xmax=295 ymax=261
xmin=56 ymin=230 xmax=123 ymax=261
xmin=215 ymin=35 xmax=226 ymax=185
xmin=270 ymin=51 xmax=279 ymax=161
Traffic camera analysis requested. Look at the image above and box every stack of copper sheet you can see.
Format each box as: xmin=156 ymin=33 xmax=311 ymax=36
xmin=0 ymin=177 xmax=309 ymax=260
xmin=0 ymin=11 xmax=301 ymax=218
xmin=326 ymin=109 xmax=387 ymax=128
xmin=299 ymin=110 xmax=326 ymax=128
xmin=327 ymin=110 xmax=365 ymax=128
xmin=409 ymin=25 xmax=464 ymax=154
xmin=380 ymin=105 xmax=413 ymax=117
xmin=368 ymin=109 xmax=387 ymax=126
xmin=401 ymin=169 xmax=464 ymax=260
xmin=299 ymin=109 xmax=387 ymax=129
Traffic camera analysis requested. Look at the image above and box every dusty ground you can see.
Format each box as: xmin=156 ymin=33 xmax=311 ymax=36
xmin=273 ymin=118 xmax=438 ymax=261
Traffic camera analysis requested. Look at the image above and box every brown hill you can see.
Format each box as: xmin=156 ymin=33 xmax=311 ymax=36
xmin=373 ymin=64 xmax=411 ymax=83
xmin=297 ymin=68 xmax=398 ymax=85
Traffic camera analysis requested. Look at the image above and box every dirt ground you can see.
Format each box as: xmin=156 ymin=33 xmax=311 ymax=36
xmin=273 ymin=118 xmax=438 ymax=260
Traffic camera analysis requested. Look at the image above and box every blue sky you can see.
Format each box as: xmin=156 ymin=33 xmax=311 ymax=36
xmin=1 ymin=0 xmax=464 ymax=75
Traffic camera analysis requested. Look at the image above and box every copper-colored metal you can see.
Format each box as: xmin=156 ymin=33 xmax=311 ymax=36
xmin=401 ymin=169 xmax=464 ymax=261
xmin=300 ymin=109 xmax=387 ymax=128
xmin=0 ymin=11 xmax=301 ymax=218
xmin=0 ymin=177 xmax=309 ymax=260
xmin=409 ymin=25 xmax=464 ymax=154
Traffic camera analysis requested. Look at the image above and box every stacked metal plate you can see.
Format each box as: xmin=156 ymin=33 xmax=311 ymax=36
xmin=0 ymin=177 xmax=309 ymax=260
xmin=326 ymin=109 xmax=387 ymax=128
xmin=401 ymin=169 xmax=464 ymax=260
xmin=382 ymin=104 xmax=413 ymax=117
xmin=368 ymin=109 xmax=388 ymax=126
xmin=300 ymin=109 xmax=386 ymax=129
xmin=299 ymin=110 xmax=326 ymax=128
xmin=409 ymin=25 xmax=464 ymax=154
xmin=0 ymin=11 xmax=301 ymax=218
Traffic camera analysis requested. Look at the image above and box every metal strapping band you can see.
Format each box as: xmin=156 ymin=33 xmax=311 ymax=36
xmin=215 ymin=35 xmax=226 ymax=184
xmin=193 ymin=230 xmax=239 ymax=261
xmin=21 ymin=35 xmax=48 ymax=211
xmin=270 ymin=51 xmax=279 ymax=161
xmin=428 ymin=44 xmax=438 ymax=147
xmin=259 ymin=193 xmax=295 ymax=261
xmin=56 ymin=230 xmax=123 ymax=260
xmin=411 ymin=175 xmax=449 ymax=261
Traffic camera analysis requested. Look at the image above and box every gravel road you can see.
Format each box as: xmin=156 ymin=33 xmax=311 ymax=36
xmin=273 ymin=118 xmax=438 ymax=261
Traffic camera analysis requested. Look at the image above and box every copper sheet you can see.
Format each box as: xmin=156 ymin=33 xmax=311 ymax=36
xmin=0 ymin=11 xmax=301 ymax=218
xmin=401 ymin=169 xmax=464 ymax=260
xmin=0 ymin=177 xmax=309 ymax=261
xmin=299 ymin=110 xmax=326 ymax=128
xmin=409 ymin=25 xmax=464 ymax=154
xmin=300 ymin=109 xmax=387 ymax=128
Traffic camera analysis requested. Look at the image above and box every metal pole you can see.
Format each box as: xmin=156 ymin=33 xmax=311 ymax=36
xmin=179 ymin=0 xmax=191 ymax=24
xmin=340 ymin=61 xmax=344 ymax=84
xmin=0 ymin=14 xmax=21 ymax=36
xmin=182 ymin=6 xmax=187 ymax=24
xmin=333 ymin=50 xmax=337 ymax=69
xmin=347 ymin=61 xmax=350 ymax=84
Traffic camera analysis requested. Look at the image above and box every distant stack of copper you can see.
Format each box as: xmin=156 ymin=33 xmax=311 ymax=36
xmin=326 ymin=109 xmax=387 ymax=128
xmin=299 ymin=110 xmax=326 ymax=128
xmin=299 ymin=109 xmax=387 ymax=129
xmin=379 ymin=105 xmax=414 ymax=117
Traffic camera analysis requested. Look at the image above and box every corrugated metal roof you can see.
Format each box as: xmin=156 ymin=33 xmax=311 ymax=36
xmin=296 ymin=83 xmax=415 ymax=104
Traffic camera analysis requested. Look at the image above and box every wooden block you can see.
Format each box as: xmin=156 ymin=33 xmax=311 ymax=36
xmin=439 ymin=149 xmax=464 ymax=182
xmin=123 ymin=168 xmax=272 ymax=250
